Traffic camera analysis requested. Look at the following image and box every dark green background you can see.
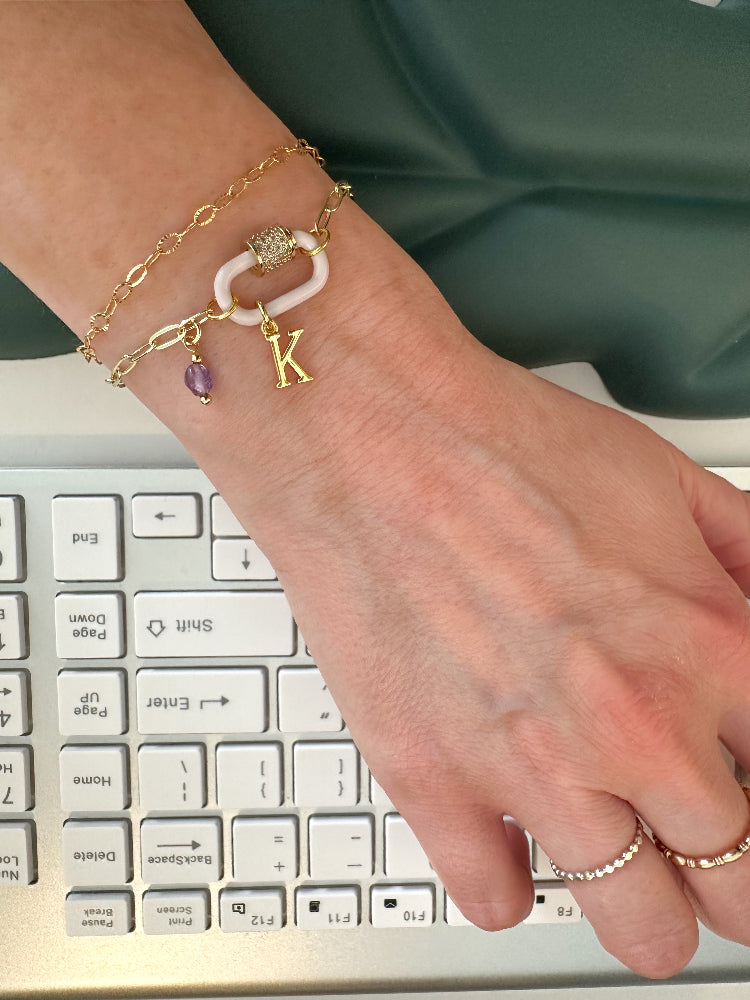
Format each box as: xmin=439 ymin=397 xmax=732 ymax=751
xmin=4 ymin=0 xmax=749 ymax=416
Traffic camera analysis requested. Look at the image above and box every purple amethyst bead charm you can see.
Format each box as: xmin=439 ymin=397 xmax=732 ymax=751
xmin=184 ymin=360 xmax=213 ymax=404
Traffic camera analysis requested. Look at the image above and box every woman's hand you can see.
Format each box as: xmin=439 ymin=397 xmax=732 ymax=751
xmin=3 ymin=1 xmax=750 ymax=979
xmin=203 ymin=267 xmax=750 ymax=978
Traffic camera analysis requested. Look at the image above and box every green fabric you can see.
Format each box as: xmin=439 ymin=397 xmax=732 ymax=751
xmin=3 ymin=0 xmax=749 ymax=416
xmin=3 ymin=269 xmax=79 ymax=359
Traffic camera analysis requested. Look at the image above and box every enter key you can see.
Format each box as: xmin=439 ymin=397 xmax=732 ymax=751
xmin=136 ymin=668 xmax=266 ymax=734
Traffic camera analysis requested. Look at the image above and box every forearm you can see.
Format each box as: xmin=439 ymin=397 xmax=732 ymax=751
xmin=0 ymin=1 xmax=302 ymax=325
xmin=0 ymin=1 xmax=486 ymax=531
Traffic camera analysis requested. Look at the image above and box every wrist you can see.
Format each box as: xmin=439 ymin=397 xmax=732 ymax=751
xmin=0 ymin=0 xmax=519 ymax=543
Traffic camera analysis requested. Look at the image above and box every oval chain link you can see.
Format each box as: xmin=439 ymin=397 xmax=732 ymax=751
xmin=107 ymin=340 xmax=155 ymax=385
xmin=299 ymin=182 xmax=352 ymax=257
xmin=79 ymin=138 xmax=324 ymax=363
xmin=108 ymin=296 xmax=240 ymax=385
xmin=149 ymin=322 xmax=193 ymax=353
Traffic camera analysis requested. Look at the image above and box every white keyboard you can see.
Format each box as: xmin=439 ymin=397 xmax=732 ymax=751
xmin=1 ymin=466 xmax=749 ymax=998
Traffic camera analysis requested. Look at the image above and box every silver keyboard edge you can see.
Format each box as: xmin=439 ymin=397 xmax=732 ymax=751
xmin=140 ymin=989 xmax=750 ymax=1000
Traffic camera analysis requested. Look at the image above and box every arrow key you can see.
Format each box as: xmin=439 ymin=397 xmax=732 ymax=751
xmin=140 ymin=817 xmax=222 ymax=884
xmin=131 ymin=495 xmax=201 ymax=538
xmin=212 ymin=538 xmax=276 ymax=581
xmin=0 ymin=673 xmax=30 ymax=737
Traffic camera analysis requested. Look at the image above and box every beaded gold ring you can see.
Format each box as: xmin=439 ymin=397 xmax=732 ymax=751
xmin=549 ymin=818 xmax=645 ymax=882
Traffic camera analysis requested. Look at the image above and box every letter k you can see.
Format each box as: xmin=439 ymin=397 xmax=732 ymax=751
xmin=266 ymin=328 xmax=313 ymax=388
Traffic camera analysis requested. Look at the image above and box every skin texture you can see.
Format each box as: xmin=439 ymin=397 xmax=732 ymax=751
xmin=3 ymin=1 xmax=750 ymax=978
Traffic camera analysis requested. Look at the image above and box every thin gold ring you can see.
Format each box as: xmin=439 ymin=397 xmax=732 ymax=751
xmin=205 ymin=295 xmax=239 ymax=322
xmin=654 ymin=786 xmax=750 ymax=870
xmin=298 ymin=227 xmax=331 ymax=257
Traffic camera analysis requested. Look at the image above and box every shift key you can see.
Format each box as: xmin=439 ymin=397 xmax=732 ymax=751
xmin=137 ymin=668 xmax=266 ymax=734
xmin=134 ymin=591 xmax=294 ymax=657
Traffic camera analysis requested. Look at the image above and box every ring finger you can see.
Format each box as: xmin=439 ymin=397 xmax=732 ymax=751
xmin=642 ymin=739 xmax=750 ymax=947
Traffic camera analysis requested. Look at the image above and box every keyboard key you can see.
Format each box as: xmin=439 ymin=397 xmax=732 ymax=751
xmin=62 ymin=819 xmax=131 ymax=886
xmin=210 ymin=495 xmax=246 ymax=537
xmin=57 ymin=670 xmax=127 ymax=736
xmin=220 ymin=888 xmax=284 ymax=932
xmin=233 ymin=816 xmax=297 ymax=882
xmin=59 ymin=745 xmax=129 ymax=812
xmin=0 ymin=594 xmax=28 ymax=660
xmin=308 ymin=815 xmax=373 ymax=879
xmin=370 ymin=775 xmax=394 ymax=808
xmin=211 ymin=538 xmax=276 ymax=581
xmin=523 ymin=885 xmax=583 ymax=924
xmin=54 ymin=592 xmax=125 ymax=659
xmin=52 ymin=496 xmax=122 ymax=582
xmin=0 ymin=672 xmax=30 ymax=736
xmin=0 ymin=498 xmax=24 ymax=582
xmin=133 ymin=591 xmax=294 ymax=657
xmin=293 ymin=741 xmax=358 ymax=807
xmin=216 ymin=742 xmax=282 ymax=808
xmin=295 ymin=886 xmax=359 ymax=929
xmin=140 ymin=818 xmax=222 ymax=884
xmin=0 ymin=821 xmax=35 ymax=885
xmin=445 ymin=896 xmax=475 ymax=927
xmin=142 ymin=889 xmax=209 ymax=934
xmin=0 ymin=747 xmax=32 ymax=811
xmin=531 ymin=841 xmax=560 ymax=881
xmin=278 ymin=667 xmax=343 ymax=732
xmin=131 ymin=494 xmax=201 ymax=538
xmin=136 ymin=668 xmax=266 ymax=734
xmin=371 ymin=885 xmax=435 ymax=928
xmin=384 ymin=815 xmax=432 ymax=878
xmin=138 ymin=744 xmax=206 ymax=811
xmin=65 ymin=891 xmax=133 ymax=936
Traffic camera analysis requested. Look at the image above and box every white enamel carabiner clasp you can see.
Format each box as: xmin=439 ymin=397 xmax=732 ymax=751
xmin=213 ymin=230 xmax=329 ymax=326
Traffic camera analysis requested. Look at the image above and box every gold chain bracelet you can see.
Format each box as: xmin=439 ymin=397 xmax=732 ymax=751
xmin=79 ymin=138 xmax=324 ymax=364
xmin=106 ymin=297 xmax=240 ymax=402
xmin=107 ymin=182 xmax=352 ymax=403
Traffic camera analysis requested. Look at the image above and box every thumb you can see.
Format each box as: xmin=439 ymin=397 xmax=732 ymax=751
xmin=671 ymin=449 xmax=750 ymax=594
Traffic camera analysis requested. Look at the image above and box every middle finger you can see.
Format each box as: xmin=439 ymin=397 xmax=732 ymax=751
xmin=524 ymin=789 xmax=698 ymax=978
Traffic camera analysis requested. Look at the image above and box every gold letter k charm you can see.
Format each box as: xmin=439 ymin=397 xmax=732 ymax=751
xmin=257 ymin=300 xmax=313 ymax=389
xmin=266 ymin=327 xmax=313 ymax=388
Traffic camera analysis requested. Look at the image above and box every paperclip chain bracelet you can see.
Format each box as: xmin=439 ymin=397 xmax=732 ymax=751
xmin=107 ymin=182 xmax=352 ymax=403
xmin=106 ymin=297 xmax=240 ymax=404
xmin=78 ymin=138 xmax=324 ymax=364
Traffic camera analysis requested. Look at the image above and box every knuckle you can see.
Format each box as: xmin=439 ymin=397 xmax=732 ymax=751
xmin=689 ymin=587 xmax=750 ymax=653
xmin=604 ymin=684 xmax=687 ymax=764
xmin=567 ymin=656 xmax=688 ymax=771
xmin=563 ymin=640 xmax=707 ymax=777
xmin=688 ymin=591 xmax=750 ymax=691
